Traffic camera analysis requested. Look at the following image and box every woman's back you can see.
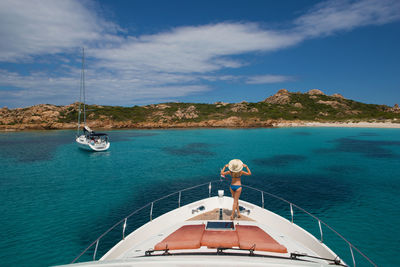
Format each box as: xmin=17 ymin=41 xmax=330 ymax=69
xmin=231 ymin=172 xmax=242 ymax=185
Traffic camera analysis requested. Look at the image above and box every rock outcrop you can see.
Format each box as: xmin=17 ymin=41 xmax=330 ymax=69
xmin=155 ymin=104 xmax=170 ymax=109
xmin=0 ymin=104 xmax=74 ymax=126
xmin=174 ymin=105 xmax=198 ymax=119
xmin=307 ymin=89 xmax=325 ymax=95
xmin=293 ymin=103 xmax=303 ymax=108
xmin=215 ymin=102 xmax=229 ymax=108
xmin=389 ymin=104 xmax=400 ymax=113
xmin=317 ymin=100 xmax=348 ymax=109
xmin=230 ymin=102 xmax=258 ymax=113
xmin=332 ymin=93 xmax=345 ymax=99
xmin=264 ymin=89 xmax=291 ymax=104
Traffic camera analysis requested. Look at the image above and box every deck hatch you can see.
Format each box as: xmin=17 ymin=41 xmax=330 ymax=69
xmin=206 ymin=221 xmax=234 ymax=230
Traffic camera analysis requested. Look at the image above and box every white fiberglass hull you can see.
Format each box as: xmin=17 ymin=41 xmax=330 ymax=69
xmin=60 ymin=195 xmax=345 ymax=266
xmin=59 ymin=179 xmax=378 ymax=267
xmin=76 ymin=136 xmax=110 ymax=152
xmin=102 ymin=196 xmax=340 ymax=264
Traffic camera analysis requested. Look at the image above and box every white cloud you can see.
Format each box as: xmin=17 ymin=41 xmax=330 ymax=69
xmin=0 ymin=69 xmax=210 ymax=106
xmin=294 ymin=0 xmax=400 ymax=37
xmin=0 ymin=0 xmax=120 ymax=62
xmin=91 ymin=23 xmax=299 ymax=74
xmin=2 ymin=0 xmax=397 ymax=64
xmin=246 ymin=75 xmax=294 ymax=84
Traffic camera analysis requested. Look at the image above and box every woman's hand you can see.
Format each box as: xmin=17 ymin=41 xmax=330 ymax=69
xmin=243 ymin=164 xmax=247 ymax=168
xmin=221 ymin=164 xmax=229 ymax=176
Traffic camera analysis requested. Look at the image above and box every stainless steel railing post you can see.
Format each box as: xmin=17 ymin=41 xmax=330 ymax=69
xmin=150 ymin=202 xmax=153 ymax=221
xmin=261 ymin=191 xmax=264 ymax=209
xmin=350 ymin=244 xmax=356 ymax=267
xmin=178 ymin=191 xmax=181 ymax=208
xmin=290 ymin=203 xmax=293 ymax=223
xmin=93 ymin=239 xmax=99 ymax=261
xmin=122 ymin=218 xmax=127 ymax=240
xmin=208 ymin=182 xmax=211 ymax=197
xmin=318 ymin=220 xmax=323 ymax=243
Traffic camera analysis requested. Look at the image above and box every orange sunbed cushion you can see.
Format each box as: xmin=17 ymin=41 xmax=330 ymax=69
xmin=154 ymin=224 xmax=205 ymax=250
xmin=236 ymin=225 xmax=287 ymax=253
xmin=201 ymin=230 xmax=239 ymax=248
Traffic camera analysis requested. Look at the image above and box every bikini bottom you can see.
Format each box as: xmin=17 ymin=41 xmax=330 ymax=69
xmin=230 ymin=185 xmax=242 ymax=192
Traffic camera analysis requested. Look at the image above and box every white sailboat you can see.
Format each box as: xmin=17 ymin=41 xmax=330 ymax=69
xmin=75 ymin=48 xmax=110 ymax=152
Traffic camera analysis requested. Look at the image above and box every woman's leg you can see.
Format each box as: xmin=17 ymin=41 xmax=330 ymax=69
xmin=234 ymin=187 xmax=242 ymax=218
xmin=230 ymin=187 xmax=235 ymax=220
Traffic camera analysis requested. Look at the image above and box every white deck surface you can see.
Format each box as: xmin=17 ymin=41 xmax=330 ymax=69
xmin=59 ymin=193 xmax=345 ymax=266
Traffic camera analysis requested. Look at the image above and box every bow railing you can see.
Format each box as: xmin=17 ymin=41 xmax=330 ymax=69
xmin=71 ymin=179 xmax=377 ymax=267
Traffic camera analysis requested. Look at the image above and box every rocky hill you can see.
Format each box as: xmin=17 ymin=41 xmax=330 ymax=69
xmin=1 ymin=89 xmax=399 ymax=130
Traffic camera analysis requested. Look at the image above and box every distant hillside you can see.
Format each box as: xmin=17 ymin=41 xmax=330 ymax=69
xmin=1 ymin=89 xmax=399 ymax=130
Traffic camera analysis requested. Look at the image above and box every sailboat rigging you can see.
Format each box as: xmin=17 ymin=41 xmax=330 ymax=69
xmin=75 ymin=48 xmax=110 ymax=152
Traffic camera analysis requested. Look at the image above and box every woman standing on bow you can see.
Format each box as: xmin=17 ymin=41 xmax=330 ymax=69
xmin=221 ymin=159 xmax=251 ymax=220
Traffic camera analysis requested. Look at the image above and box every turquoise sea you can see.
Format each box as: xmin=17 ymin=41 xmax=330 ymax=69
xmin=0 ymin=128 xmax=399 ymax=266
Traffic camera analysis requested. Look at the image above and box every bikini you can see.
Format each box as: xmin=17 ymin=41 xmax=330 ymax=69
xmin=227 ymin=171 xmax=242 ymax=192
xmin=230 ymin=184 xmax=242 ymax=191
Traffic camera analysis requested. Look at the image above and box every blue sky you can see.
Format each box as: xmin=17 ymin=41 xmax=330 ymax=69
xmin=0 ymin=0 xmax=399 ymax=108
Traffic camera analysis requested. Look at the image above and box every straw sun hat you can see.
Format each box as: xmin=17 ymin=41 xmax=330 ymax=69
xmin=228 ymin=159 xmax=243 ymax=173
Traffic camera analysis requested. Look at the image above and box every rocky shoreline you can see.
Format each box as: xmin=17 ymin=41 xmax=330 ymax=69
xmin=0 ymin=117 xmax=276 ymax=131
xmin=2 ymin=119 xmax=400 ymax=131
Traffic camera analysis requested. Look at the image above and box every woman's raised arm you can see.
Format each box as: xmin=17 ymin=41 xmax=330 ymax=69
xmin=241 ymin=164 xmax=251 ymax=176
xmin=220 ymin=164 xmax=230 ymax=176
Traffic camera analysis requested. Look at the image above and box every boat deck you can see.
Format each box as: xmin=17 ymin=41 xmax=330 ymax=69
xmin=188 ymin=208 xmax=253 ymax=221
xmin=100 ymin=197 xmax=333 ymax=263
xmin=60 ymin=195 xmax=343 ymax=266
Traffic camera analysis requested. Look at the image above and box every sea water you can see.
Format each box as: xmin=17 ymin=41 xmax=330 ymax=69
xmin=0 ymin=128 xmax=399 ymax=266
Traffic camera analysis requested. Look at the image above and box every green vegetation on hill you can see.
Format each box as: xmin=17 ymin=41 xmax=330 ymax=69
xmin=1 ymin=89 xmax=399 ymax=128
xmin=55 ymin=90 xmax=400 ymax=124
xmin=58 ymin=105 xmax=150 ymax=123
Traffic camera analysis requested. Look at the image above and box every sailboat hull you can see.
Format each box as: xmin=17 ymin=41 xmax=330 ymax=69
xmin=76 ymin=136 xmax=110 ymax=152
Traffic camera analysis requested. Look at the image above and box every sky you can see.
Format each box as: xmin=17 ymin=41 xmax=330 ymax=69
xmin=0 ymin=0 xmax=399 ymax=108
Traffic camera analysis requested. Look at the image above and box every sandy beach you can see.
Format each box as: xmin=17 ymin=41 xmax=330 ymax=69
xmin=275 ymin=121 xmax=400 ymax=128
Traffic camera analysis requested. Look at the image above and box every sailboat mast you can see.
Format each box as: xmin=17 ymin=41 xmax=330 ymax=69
xmin=82 ymin=47 xmax=86 ymax=126
xmin=77 ymin=47 xmax=84 ymax=136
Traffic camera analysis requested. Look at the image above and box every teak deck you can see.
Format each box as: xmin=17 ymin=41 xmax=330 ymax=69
xmin=188 ymin=208 xmax=254 ymax=221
